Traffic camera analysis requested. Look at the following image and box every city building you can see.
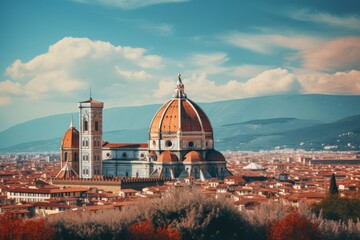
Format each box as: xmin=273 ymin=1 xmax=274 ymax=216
xmin=58 ymin=74 xmax=232 ymax=180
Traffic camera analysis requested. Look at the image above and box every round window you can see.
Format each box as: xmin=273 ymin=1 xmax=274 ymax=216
xmin=106 ymin=152 xmax=111 ymax=158
xmin=188 ymin=141 xmax=194 ymax=148
xmin=140 ymin=153 xmax=145 ymax=159
xmin=122 ymin=152 xmax=127 ymax=158
xmin=165 ymin=140 xmax=173 ymax=148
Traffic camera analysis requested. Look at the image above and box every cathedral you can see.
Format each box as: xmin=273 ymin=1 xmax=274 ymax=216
xmin=57 ymin=74 xmax=232 ymax=180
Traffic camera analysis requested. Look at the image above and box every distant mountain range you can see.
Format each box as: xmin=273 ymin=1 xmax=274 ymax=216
xmin=1 ymin=94 xmax=360 ymax=152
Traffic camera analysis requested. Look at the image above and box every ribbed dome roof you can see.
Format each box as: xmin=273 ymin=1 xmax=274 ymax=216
xmin=205 ymin=150 xmax=225 ymax=161
xmin=157 ymin=150 xmax=178 ymax=163
xmin=184 ymin=151 xmax=204 ymax=163
xmin=61 ymin=127 xmax=79 ymax=149
xmin=150 ymin=74 xmax=212 ymax=135
xmin=150 ymin=98 xmax=212 ymax=133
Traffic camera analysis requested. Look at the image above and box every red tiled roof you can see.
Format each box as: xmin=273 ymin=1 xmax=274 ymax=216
xmin=7 ymin=187 xmax=87 ymax=194
xmin=150 ymin=98 xmax=213 ymax=133
xmin=158 ymin=151 xmax=178 ymax=163
xmin=184 ymin=151 xmax=203 ymax=163
xmin=61 ymin=127 xmax=79 ymax=149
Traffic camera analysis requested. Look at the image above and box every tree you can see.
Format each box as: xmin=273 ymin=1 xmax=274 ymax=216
xmin=312 ymin=197 xmax=360 ymax=222
xmin=0 ymin=213 xmax=54 ymax=240
xmin=128 ymin=220 xmax=181 ymax=240
xmin=268 ymin=211 xmax=321 ymax=240
xmin=329 ymin=173 xmax=339 ymax=195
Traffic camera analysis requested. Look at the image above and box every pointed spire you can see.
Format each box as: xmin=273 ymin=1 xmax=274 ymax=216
xmin=177 ymin=73 xmax=183 ymax=85
xmin=69 ymin=114 xmax=75 ymax=129
xmin=90 ymin=85 xmax=92 ymax=100
xmin=173 ymin=73 xmax=186 ymax=98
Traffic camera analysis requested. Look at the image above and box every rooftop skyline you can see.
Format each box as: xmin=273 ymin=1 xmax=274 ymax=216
xmin=1 ymin=0 xmax=360 ymax=131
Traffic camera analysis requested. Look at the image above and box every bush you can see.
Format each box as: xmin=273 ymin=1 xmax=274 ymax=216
xmin=128 ymin=220 xmax=181 ymax=240
xmin=268 ymin=211 xmax=321 ymax=240
xmin=0 ymin=213 xmax=54 ymax=240
xmin=312 ymin=196 xmax=360 ymax=222
xmin=49 ymin=188 xmax=258 ymax=239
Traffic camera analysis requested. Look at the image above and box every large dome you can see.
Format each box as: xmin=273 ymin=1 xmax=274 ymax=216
xmin=148 ymin=74 xmax=214 ymax=156
xmin=150 ymin=98 xmax=212 ymax=134
xmin=61 ymin=123 xmax=79 ymax=149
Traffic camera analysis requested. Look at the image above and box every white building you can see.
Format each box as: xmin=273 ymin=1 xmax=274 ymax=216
xmin=59 ymin=74 xmax=232 ymax=180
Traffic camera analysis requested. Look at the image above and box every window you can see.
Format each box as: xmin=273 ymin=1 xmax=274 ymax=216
xmin=95 ymin=121 xmax=99 ymax=131
xmin=165 ymin=140 xmax=173 ymax=148
xmin=74 ymin=153 xmax=77 ymax=161
xmin=64 ymin=152 xmax=68 ymax=161
xmin=188 ymin=141 xmax=194 ymax=148
xmin=122 ymin=152 xmax=127 ymax=158
xmin=84 ymin=119 xmax=88 ymax=131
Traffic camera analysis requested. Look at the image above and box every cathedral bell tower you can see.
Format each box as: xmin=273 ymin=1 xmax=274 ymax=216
xmin=78 ymin=97 xmax=104 ymax=178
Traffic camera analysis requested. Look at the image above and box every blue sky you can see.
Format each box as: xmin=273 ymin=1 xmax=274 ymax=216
xmin=1 ymin=0 xmax=360 ymax=131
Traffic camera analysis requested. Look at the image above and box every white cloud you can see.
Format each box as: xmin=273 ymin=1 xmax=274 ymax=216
xmin=0 ymin=80 xmax=22 ymax=95
xmin=154 ymin=68 xmax=300 ymax=102
xmin=2 ymin=37 xmax=163 ymax=103
xmin=298 ymin=70 xmax=360 ymax=95
xmin=115 ymin=67 xmax=152 ymax=80
xmin=301 ymin=37 xmax=360 ymax=71
xmin=222 ymin=32 xmax=321 ymax=54
xmin=222 ymin=31 xmax=360 ymax=72
xmin=189 ymin=52 xmax=229 ymax=75
xmin=74 ymin=0 xmax=189 ymax=9
xmin=292 ymin=10 xmax=360 ymax=30
xmin=141 ymin=23 xmax=174 ymax=36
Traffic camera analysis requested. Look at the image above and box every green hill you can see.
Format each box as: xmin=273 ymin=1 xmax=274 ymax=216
xmin=1 ymin=94 xmax=360 ymax=152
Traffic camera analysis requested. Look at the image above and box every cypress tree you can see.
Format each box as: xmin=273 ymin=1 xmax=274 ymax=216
xmin=329 ymin=173 xmax=339 ymax=195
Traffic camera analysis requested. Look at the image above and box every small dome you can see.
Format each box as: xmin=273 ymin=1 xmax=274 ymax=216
xmin=206 ymin=150 xmax=225 ymax=161
xmin=148 ymin=151 xmax=157 ymax=157
xmin=157 ymin=151 xmax=178 ymax=163
xmin=184 ymin=151 xmax=204 ymax=163
xmin=61 ymin=127 xmax=79 ymax=149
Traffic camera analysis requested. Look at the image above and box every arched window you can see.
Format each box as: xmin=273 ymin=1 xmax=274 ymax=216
xmin=95 ymin=121 xmax=99 ymax=131
xmin=84 ymin=119 xmax=88 ymax=131
xmin=64 ymin=152 xmax=68 ymax=161
xmin=73 ymin=153 xmax=77 ymax=161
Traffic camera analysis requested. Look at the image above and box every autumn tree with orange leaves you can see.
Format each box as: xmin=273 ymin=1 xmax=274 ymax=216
xmin=0 ymin=213 xmax=54 ymax=240
xmin=268 ymin=211 xmax=321 ymax=240
xmin=128 ymin=219 xmax=181 ymax=240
